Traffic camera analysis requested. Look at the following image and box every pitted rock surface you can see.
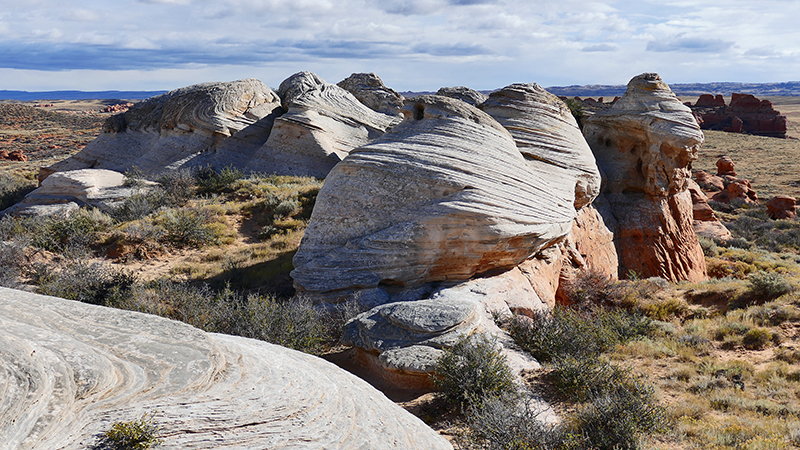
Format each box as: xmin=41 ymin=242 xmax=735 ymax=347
xmin=0 ymin=287 xmax=453 ymax=450
xmin=292 ymin=95 xmax=576 ymax=303
xmin=584 ymin=73 xmax=707 ymax=282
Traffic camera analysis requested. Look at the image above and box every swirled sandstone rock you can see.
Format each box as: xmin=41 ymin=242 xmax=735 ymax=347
xmin=44 ymin=79 xmax=283 ymax=178
xmin=0 ymin=287 xmax=452 ymax=450
xmin=291 ymin=95 xmax=576 ymax=304
xmin=481 ymin=83 xmax=602 ymax=209
xmin=583 ymin=73 xmax=707 ymax=282
xmin=337 ymin=73 xmax=404 ymax=117
xmin=249 ymin=72 xmax=401 ymax=178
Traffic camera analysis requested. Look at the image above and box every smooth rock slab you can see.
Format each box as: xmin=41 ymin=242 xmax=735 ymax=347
xmin=1 ymin=169 xmax=140 ymax=217
xmin=0 ymin=287 xmax=452 ymax=450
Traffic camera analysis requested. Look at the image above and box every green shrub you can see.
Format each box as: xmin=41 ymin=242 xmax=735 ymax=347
xmin=550 ymin=356 xmax=630 ymax=402
xmin=569 ymin=378 xmax=667 ymax=450
xmin=0 ymin=172 xmax=36 ymax=210
xmin=742 ymin=327 xmax=773 ymax=350
xmin=157 ymin=168 xmax=196 ymax=205
xmin=461 ymin=393 xmax=575 ymax=450
xmin=563 ymin=97 xmax=584 ymax=129
xmin=273 ymin=199 xmax=300 ymax=218
xmin=153 ymin=207 xmax=222 ymax=248
xmin=34 ymin=259 xmax=136 ymax=306
xmin=561 ymin=270 xmax=626 ymax=307
xmin=432 ymin=334 xmax=516 ymax=406
xmin=195 ymin=165 xmax=244 ymax=194
xmin=747 ymin=271 xmax=794 ymax=301
xmin=509 ymin=306 xmax=652 ymax=362
xmin=698 ymin=236 xmax=719 ymax=257
xmin=29 ymin=208 xmax=114 ymax=253
xmin=0 ymin=241 xmax=25 ymax=288
xmin=111 ymin=280 xmax=331 ymax=354
xmin=102 ymin=413 xmax=162 ymax=450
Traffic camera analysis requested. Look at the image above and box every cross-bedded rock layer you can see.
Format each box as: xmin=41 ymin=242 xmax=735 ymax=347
xmin=0 ymin=287 xmax=452 ymax=450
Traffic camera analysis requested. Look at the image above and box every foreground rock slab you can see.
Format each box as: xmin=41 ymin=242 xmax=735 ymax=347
xmin=0 ymin=287 xmax=452 ymax=450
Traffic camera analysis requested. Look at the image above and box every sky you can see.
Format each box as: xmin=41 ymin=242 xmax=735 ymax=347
xmin=1 ymin=0 xmax=799 ymax=92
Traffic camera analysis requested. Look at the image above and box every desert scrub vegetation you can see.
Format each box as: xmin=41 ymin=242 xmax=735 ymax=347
xmin=0 ymin=172 xmax=37 ymax=211
xmin=100 ymin=412 xmax=162 ymax=450
xmin=432 ymin=334 xmax=516 ymax=407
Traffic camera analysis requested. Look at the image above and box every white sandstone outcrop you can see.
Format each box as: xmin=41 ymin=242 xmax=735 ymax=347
xmin=291 ymin=94 xmax=577 ymax=305
xmin=481 ymin=83 xmax=602 ymax=209
xmin=1 ymin=169 xmax=144 ymax=216
xmin=0 ymin=287 xmax=452 ymax=450
xmin=44 ymin=79 xmax=283 ymax=178
xmin=583 ymin=73 xmax=707 ymax=282
xmin=338 ymin=72 xmax=405 ymax=117
xmin=248 ymin=71 xmax=401 ymax=178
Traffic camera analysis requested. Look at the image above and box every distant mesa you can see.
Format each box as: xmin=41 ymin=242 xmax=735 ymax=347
xmin=689 ymin=93 xmax=788 ymax=138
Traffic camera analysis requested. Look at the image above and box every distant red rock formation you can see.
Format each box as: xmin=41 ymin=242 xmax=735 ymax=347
xmin=101 ymin=103 xmax=134 ymax=113
xmin=691 ymin=93 xmax=787 ymax=138
xmin=0 ymin=149 xmax=27 ymax=161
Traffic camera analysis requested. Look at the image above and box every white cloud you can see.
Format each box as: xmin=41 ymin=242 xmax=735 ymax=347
xmin=1 ymin=0 xmax=800 ymax=91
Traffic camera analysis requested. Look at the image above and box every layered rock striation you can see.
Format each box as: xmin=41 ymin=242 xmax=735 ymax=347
xmin=292 ymin=94 xmax=577 ymax=306
xmin=44 ymin=78 xmax=284 ymax=178
xmin=42 ymin=73 xmax=401 ymax=181
xmin=584 ymin=73 xmax=707 ymax=282
xmin=250 ymin=71 xmax=401 ymax=178
xmin=0 ymin=287 xmax=452 ymax=450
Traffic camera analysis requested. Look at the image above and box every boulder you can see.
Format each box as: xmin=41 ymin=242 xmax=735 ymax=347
xmin=292 ymin=95 xmax=576 ymax=304
xmin=710 ymin=179 xmax=758 ymax=205
xmin=0 ymin=149 xmax=27 ymax=161
xmin=249 ymin=71 xmax=401 ymax=178
xmin=583 ymin=73 xmax=707 ymax=282
xmin=694 ymin=169 xmax=725 ymax=192
xmin=44 ymin=79 xmax=284 ymax=178
xmin=766 ymin=195 xmax=797 ymax=219
xmin=716 ymin=156 xmax=736 ymax=176
xmin=337 ymin=73 xmax=405 ymax=117
xmin=687 ymin=179 xmax=732 ymax=241
xmin=1 ymin=169 xmax=143 ymax=217
xmin=436 ymin=86 xmax=489 ymax=106
xmin=0 ymin=287 xmax=453 ymax=450
xmin=480 ymin=83 xmax=602 ymax=209
xmin=341 ymin=291 xmax=556 ymax=425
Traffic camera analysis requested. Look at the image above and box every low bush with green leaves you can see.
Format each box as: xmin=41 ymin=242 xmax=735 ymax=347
xmin=432 ymin=334 xmax=516 ymax=407
xmin=747 ymin=271 xmax=795 ymax=301
xmin=101 ymin=413 xmax=162 ymax=450
xmin=0 ymin=172 xmax=36 ymax=211
xmin=110 ymin=280 xmax=332 ymax=354
xmin=508 ymin=305 xmax=652 ymax=362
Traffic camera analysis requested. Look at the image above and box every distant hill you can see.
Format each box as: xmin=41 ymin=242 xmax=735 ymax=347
xmin=546 ymin=81 xmax=800 ymax=97
xmin=0 ymin=90 xmax=168 ymax=101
